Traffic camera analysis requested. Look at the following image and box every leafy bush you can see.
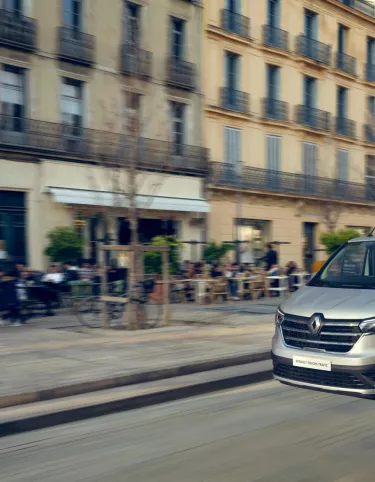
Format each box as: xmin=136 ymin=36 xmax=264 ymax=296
xmin=320 ymin=229 xmax=361 ymax=255
xmin=203 ymin=242 xmax=235 ymax=263
xmin=144 ymin=235 xmax=182 ymax=275
xmin=44 ymin=227 xmax=83 ymax=263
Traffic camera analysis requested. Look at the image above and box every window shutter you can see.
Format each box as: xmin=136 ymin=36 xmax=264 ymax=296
xmin=236 ymin=55 xmax=241 ymax=91
xmin=267 ymin=136 xmax=280 ymax=171
xmin=275 ymin=0 xmax=281 ymax=28
xmin=337 ymin=149 xmax=349 ymax=181
xmin=275 ymin=67 xmax=281 ymax=101
xmin=224 ymin=51 xmax=228 ymax=88
xmin=303 ymin=142 xmax=317 ymax=177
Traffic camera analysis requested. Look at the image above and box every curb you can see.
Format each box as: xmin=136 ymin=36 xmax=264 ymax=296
xmin=0 ymin=351 xmax=271 ymax=409
xmin=0 ymin=365 xmax=273 ymax=437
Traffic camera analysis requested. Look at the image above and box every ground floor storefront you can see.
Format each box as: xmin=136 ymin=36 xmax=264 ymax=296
xmin=208 ymin=189 xmax=375 ymax=271
xmin=1 ymin=158 xmax=209 ymax=270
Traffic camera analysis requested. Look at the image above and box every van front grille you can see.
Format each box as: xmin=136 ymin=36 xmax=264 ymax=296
xmin=274 ymin=364 xmax=368 ymax=389
xmin=281 ymin=314 xmax=362 ymax=353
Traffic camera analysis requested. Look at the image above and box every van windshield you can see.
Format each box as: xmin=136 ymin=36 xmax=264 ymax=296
xmin=309 ymin=241 xmax=375 ymax=289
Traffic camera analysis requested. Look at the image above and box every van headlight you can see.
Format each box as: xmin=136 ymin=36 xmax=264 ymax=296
xmin=359 ymin=318 xmax=375 ymax=334
xmin=275 ymin=309 xmax=284 ymax=326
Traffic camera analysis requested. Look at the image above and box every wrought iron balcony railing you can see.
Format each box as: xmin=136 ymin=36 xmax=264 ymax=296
xmin=58 ymin=27 xmax=95 ymax=66
xmin=220 ymin=87 xmax=250 ymax=114
xmin=210 ymin=162 xmax=375 ymax=203
xmin=335 ymin=116 xmax=356 ymax=138
xmin=120 ymin=44 xmax=152 ymax=79
xmin=0 ymin=8 xmax=36 ymax=52
xmin=339 ymin=0 xmax=375 ymax=20
xmin=262 ymin=98 xmax=289 ymax=122
xmin=366 ymin=63 xmax=375 ymax=82
xmin=295 ymin=105 xmax=331 ymax=132
xmin=0 ymin=115 xmax=208 ymax=177
xmin=336 ymin=51 xmax=357 ymax=76
xmin=262 ymin=25 xmax=289 ymax=51
xmin=296 ymin=35 xmax=331 ymax=65
xmin=220 ymin=9 xmax=250 ymax=38
xmin=364 ymin=124 xmax=375 ymax=142
xmin=166 ymin=57 xmax=195 ymax=91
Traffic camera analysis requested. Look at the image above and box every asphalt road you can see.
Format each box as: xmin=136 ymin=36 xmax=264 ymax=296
xmin=1 ymin=380 xmax=375 ymax=482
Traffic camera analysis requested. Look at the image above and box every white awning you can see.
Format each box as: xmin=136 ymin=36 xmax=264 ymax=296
xmin=47 ymin=187 xmax=210 ymax=213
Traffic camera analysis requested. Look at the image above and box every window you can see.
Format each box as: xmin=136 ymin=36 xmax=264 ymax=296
xmin=336 ymin=149 xmax=349 ymax=181
xmin=266 ymin=64 xmax=280 ymax=100
xmin=124 ymin=1 xmax=141 ymax=46
xmin=170 ymin=101 xmax=185 ymax=155
xmin=0 ymin=65 xmax=25 ymax=132
xmin=303 ymin=76 xmax=317 ymax=108
xmin=224 ymin=127 xmax=241 ymax=164
xmin=337 ymin=86 xmax=348 ymax=119
xmin=61 ymin=77 xmax=83 ymax=134
xmin=338 ymin=24 xmax=347 ymax=54
xmin=171 ymin=17 xmax=185 ymax=60
xmin=225 ymin=51 xmax=240 ymax=91
xmin=367 ymin=37 xmax=375 ymax=65
xmin=266 ymin=135 xmax=281 ymax=188
xmin=302 ymin=142 xmax=317 ymax=191
xmin=304 ymin=9 xmax=318 ymax=40
xmin=268 ymin=0 xmax=281 ymax=28
xmin=3 ymin=0 xmax=23 ymax=14
xmin=123 ymin=91 xmax=141 ymax=135
xmin=63 ymin=0 xmax=82 ymax=31
xmin=225 ymin=0 xmax=240 ymax=13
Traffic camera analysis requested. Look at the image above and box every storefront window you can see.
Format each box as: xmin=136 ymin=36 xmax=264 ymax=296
xmin=236 ymin=219 xmax=270 ymax=264
xmin=0 ymin=191 xmax=26 ymax=264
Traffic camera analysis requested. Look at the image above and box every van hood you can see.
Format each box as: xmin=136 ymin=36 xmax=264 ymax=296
xmin=280 ymin=286 xmax=375 ymax=320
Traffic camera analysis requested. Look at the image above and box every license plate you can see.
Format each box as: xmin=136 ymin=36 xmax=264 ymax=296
xmin=293 ymin=355 xmax=331 ymax=372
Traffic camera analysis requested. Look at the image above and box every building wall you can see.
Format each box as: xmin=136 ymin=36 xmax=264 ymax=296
xmin=204 ymin=0 xmax=375 ymax=268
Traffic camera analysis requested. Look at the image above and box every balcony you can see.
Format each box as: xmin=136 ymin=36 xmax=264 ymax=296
xmin=166 ymin=57 xmax=195 ymax=91
xmin=339 ymin=0 xmax=375 ymax=20
xmin=210 ymin=162 xmax=373 ymax=203
xmin=57 ymin=27 xmax=95 ymax=66
xmin=220 ymin=87 xmax=250 ymax=115
xmin=295 ymin=105 xmax=331 ymax=132
xmin=262 ymin=98 xmax=289 ymax=122
xmin=336 ymin=52 xmax=357 ymax=76
xmin=220 ymin=9 xmax=250 ymax=38
xmin=120 ymin=44 xmax=152 ymax=79
xmin=295 ymin=35 xmax=331 ymax=66
xmin=0 ymin=115 xmax=208 ymax=177
xmin=366 ymin=63 xmax=375 ymax=82
xmin=335 ymin=117 xmax=356 ymax=138
xmin=262 ymin=25 xmax=289 ymax=51
xmin=0 ymin=9 xmax=36 ymax=52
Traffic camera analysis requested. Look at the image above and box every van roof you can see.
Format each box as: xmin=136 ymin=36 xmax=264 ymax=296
xmin=348 ymin=236 xmax=375 ymax=243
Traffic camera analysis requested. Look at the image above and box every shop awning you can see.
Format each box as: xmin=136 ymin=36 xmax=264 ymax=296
xmin=47 ymin=187 xmax=210 ymax=213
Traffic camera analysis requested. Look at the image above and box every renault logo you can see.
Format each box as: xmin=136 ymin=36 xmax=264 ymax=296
xmin=308 ymin=314 xmax=323 ymax=335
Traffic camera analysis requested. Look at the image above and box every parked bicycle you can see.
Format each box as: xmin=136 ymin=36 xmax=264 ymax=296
xmin=74 ymin=279 xmax=162 ymax=329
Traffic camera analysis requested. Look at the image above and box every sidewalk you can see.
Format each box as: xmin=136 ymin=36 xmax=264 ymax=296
xmin=0 ymin=302 xmax=276 ymax=408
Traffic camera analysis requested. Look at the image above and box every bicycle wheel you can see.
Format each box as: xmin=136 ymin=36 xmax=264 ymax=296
xmin=75 ymin=296 xmax=102 ymax=328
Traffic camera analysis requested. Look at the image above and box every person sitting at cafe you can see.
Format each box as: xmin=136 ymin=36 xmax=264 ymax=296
xmin=43 ymin=265 xmax=64 ymax=284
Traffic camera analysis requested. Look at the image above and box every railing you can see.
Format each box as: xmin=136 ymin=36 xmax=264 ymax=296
xmin=0 ymin=8 xmax=36 ymax=52
xmin=295 ymin=105 xmax=331 ymax=131
xmin=0 ymin=115 xmax=209 ymax=177
xmin=364 ymin=124 xmax=375 ymax=142
xmin=166 ymin=57 xmax=195 ymax=90
xmin=220 ymin=9 xmax=250 ymax=38
xmin=336 ymin=51 xmax=357 ymax=76
xmin=58 ymin=27 xmax=95 ymax=66
xmin=262 ymin=98 xmax=289 ymax=122
xmin=220 ymin=87 xmax=250 ymax=114
xmin=210 ymin=162 xmax=375 ymax=203
xmin=335 ymin=117 xmax=356 ymax=138
xmin=296 ymin=35 xmax=331 ymax=65
xmin=339 ymin=0 xmax=375 ymax=20
xmin=262 ymin=25 xmax=289 ymax=51
xmin=120 ymin=44 xmax=152 ymax=79
xmin=366 ymin=63 xmax=375 ymax=82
